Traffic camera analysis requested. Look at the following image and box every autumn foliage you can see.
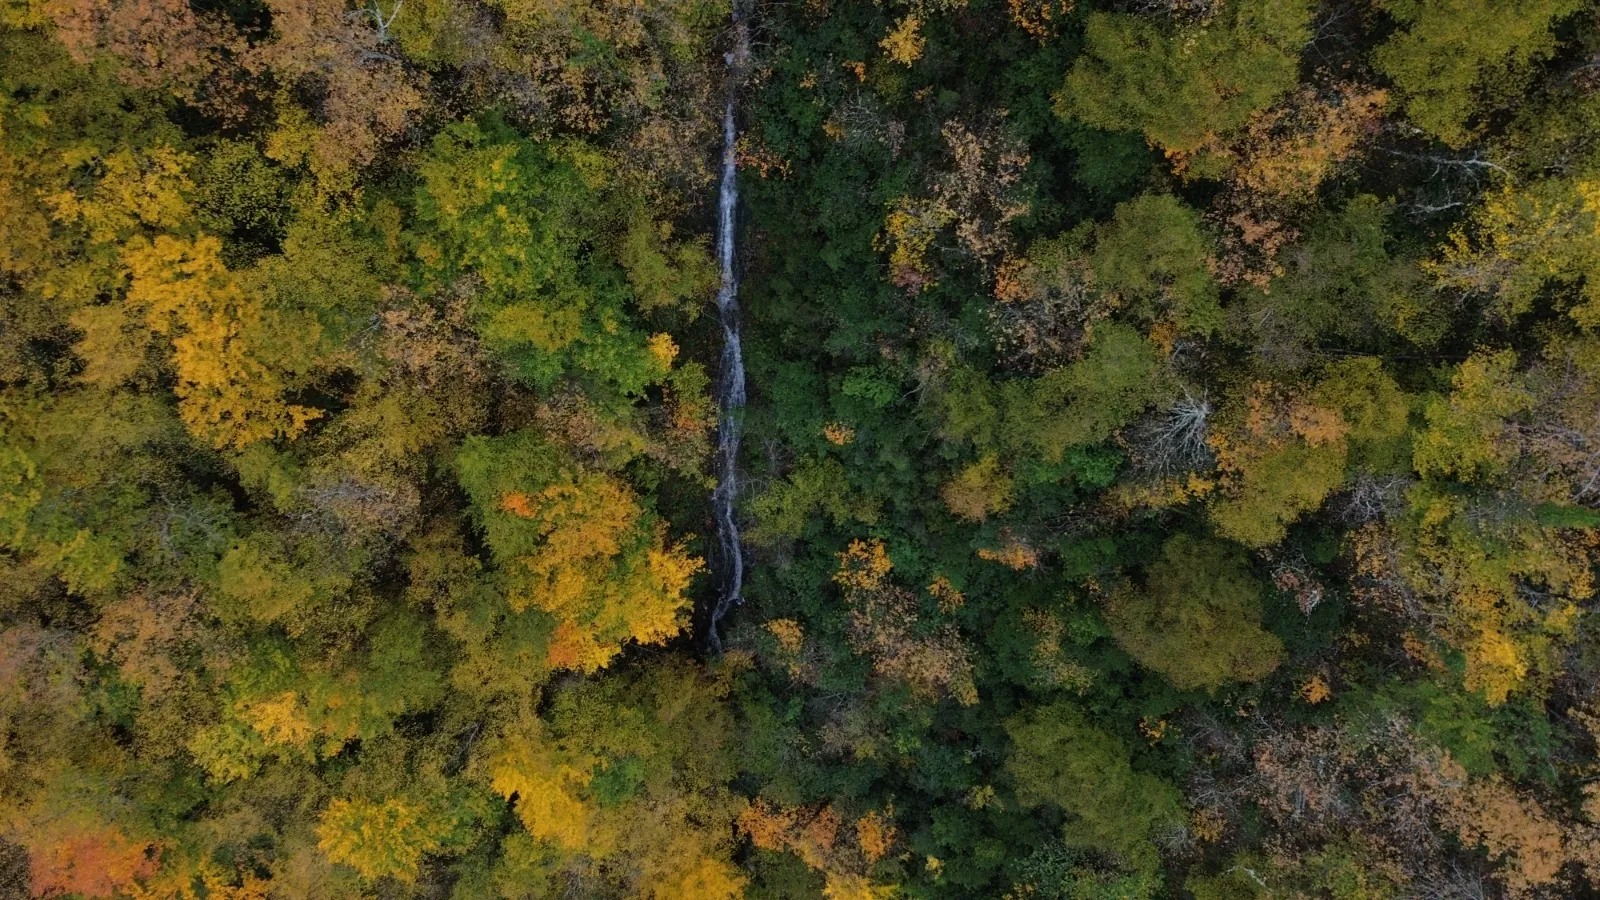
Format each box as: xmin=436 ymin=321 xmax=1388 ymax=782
xmin=9 ymin=0 xmax=1600 ymax=896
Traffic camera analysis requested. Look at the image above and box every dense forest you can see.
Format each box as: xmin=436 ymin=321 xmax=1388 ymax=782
xmin=11 ymin=0 xmax=1600 ymax=896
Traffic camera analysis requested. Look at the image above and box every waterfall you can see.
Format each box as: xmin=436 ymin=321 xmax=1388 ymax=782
xmin=707 ymin=10 xmax=749 ymax=654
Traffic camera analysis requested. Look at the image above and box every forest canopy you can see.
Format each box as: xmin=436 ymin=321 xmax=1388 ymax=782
xmin=8 ymin=0 xmax=1600 ymax=897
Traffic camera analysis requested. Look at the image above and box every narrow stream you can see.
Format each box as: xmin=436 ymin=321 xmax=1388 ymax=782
xmin=707 ymin=9 xmax=749 ymax=654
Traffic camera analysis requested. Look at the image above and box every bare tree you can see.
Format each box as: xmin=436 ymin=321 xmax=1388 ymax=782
xmin=359 ymin=0 xmax=403 ymax=44
xmin=1126 ymin=387 xmax=1214 ymax=476
xmin=1336 ymin=473 xmax=1414 ymax=524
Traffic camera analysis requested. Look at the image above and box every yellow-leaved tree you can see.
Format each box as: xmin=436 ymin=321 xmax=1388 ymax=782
xmin=485 ymin=661 xmax=746 ymax=899
xmin=1383 ymin=348 xmax=1592 ymax=703
xmin=1208 ymin=358 xmax=1410 ymax=547
xmin=315 ymin=797 xmax=444 ymax=883
xmin=488 ymin=722 xmax=596 ymax=852
xmin=122 ymin=235 xmax=320 ymax=448
xmin=457 ymin=430 xmax=700 ymax=672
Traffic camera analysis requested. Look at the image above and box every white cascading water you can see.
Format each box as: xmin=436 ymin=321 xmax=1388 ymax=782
xmin=707 ymin=10 xmax=749 ymax=654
